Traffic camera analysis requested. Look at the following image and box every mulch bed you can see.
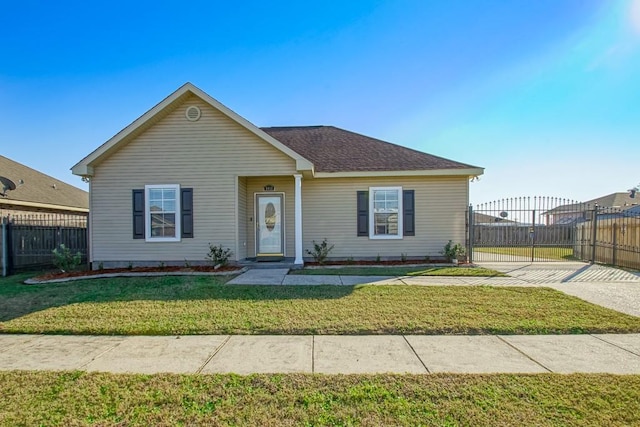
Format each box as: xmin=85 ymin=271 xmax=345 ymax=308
xmin=33 ymin=265 xmax=241 ymax=281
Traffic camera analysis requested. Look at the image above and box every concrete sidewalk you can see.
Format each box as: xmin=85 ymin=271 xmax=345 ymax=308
xmin=1 ymin=333 xmax=639 ymax=375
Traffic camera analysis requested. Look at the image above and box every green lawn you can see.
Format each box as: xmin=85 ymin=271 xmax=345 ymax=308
xmin=474 ymin=246 xmax=576 ymax=260
xmin=1 ymin=371 xmax=639 ymax=426
xmin=2 ymin=273 xmax=639 ymax=335
xmin=290 ymin=266 xmax=506 ymax=276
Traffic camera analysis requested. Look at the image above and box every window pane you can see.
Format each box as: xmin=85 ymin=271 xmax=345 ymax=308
xmin=149 ymin=201 xmax=163 ymax=212
xmin=150 ymin=213 xmax=176 ymax=237
xmin=163 ymin=189 xmax=176 ymax=200
xmin=163 ymin=200 xmax=176 ymax=212
xmin=149 ymin=189 xmax=163 ymax=200
xmin=374 ymin=212 xmax=398 ymax=236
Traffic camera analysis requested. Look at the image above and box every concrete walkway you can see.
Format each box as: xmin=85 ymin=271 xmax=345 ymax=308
xmin=2 ymin=333 xmax=640 ymax=374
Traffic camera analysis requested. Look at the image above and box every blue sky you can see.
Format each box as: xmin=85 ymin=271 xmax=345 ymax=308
xmin=1 ymin=0 xmax=638 ymax=204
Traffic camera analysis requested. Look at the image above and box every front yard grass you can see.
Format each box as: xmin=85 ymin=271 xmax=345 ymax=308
xmin=290 ymin=266 xmax=506 ymax=276
xmin=1 ymin=371 xmax=639 ymax=426
xmin=475 ymin=246 xmax=577 ymax=260
xmin=2 ymin=273 xmax=639 ymax=335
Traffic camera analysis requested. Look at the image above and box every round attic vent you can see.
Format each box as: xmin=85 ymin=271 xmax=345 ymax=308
xmin=185 ymin=106 xmax=201 ymax=121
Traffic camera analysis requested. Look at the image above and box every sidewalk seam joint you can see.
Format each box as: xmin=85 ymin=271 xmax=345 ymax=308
xmin=195 ymin=335 xmax=231 ymax=373
xmin=496 ymin=335 xmax=553 ymax=373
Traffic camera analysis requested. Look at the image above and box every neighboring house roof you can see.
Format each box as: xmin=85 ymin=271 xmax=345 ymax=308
xmin=473 ymin=212 xmax=516 ymax=225
xmin=72 ymin=83 xmax=484 ymax=179
xmin=0 ymin=155 xmax=88 ymax=213
xmin=545 ymin=192 xmax=639 ymax=215
xmin=261 ymin=126 xmax=481 ymax=176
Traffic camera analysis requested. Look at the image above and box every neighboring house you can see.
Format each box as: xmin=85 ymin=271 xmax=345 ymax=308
xmin=72 ymin=83 xmax=484 ymax=267
xmin=473 ymin=212 xmax=517 ymax=225
xmin=545 ymin=193 xmax=639 ymax=225
xmin=0 ymin=155 xmax=88 ymax=218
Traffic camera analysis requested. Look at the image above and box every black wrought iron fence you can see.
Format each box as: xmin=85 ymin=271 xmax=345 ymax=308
xmin=1 ymin=213 xmax=88 ymax=276
xmin=468 ymin=196 xmax=640 ymax=269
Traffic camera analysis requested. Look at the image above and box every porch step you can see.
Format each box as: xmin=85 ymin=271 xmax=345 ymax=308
xmin=238 ymin=260 xmax=297 ymax=270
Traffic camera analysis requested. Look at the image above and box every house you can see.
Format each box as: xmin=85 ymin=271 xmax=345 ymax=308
xmin=1 ymin=155 xmax=88 ymax=218
xmin=71 ymin=83 xmax=484 ymax=268
xmin=473 ymin=212 xmax=517 ymax=226
xmin=545 ymin=192 xmax=639 ymax=225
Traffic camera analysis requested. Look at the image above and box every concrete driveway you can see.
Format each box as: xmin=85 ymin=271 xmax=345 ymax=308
xmin=476 ymin=262 xmax=640 ymax=317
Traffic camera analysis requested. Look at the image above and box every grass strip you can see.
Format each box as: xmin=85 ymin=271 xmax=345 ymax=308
xmin=290 ymin=266 xmax=506 ymax=276
xmin=1 ymin=274 xmax=639 ymax=335
xmin=1 ymin=371 xmax=639 ymax=426
xmin=474 ymin=247 xmax=577 ymax=260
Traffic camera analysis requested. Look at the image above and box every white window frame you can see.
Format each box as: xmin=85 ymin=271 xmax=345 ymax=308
xmin=145 ymin=184 xmax=181 ymax=242
xmin=369 ymin=186 xmax=403 ymax=240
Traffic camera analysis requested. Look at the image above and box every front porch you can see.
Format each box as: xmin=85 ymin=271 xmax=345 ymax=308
xmin=236 ymin=174 xmax=303 ymax=265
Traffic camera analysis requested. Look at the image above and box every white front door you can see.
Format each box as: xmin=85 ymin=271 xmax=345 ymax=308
xmin=256 ymin=194 xmax=284 ymax=257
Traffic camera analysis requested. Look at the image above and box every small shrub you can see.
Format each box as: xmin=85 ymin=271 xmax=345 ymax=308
xmin=158 ymin=262 xmax=165 ymax=269
xmin=346 ymin=256 xmax=355 ymax=265
xmin=401 ymin=253 xmax=407 ymax=262
xmin=127 ymin=262 xmax=133 ymax=270
xmin=98 ymin=262 xmax=104 ymax=271
xmin=206 ymin=243 xmax=233 ymax=267
xmin=305 ymin=239 xmax=334 ymax=264
xmin=442 ymin=240 xmax=466 ymax=262
xmin=184 ymin=259 xmax=191 ymax=268
xmin=424 ymin=255 xmax=431 ymax=262
xmin=375 ymin=254 xmax=381 ymax=263
xmin=51 ymin=244 xmax=82 ymax=273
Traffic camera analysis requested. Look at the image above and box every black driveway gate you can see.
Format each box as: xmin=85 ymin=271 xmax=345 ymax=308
xmin=468 ymin=197 xmax=580 ymax=262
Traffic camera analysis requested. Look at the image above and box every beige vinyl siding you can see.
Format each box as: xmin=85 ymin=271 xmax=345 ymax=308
xmin=90 ymin=94 xmax=296 ymax=263
xmin=302 ymin=176 xmax=468 ymax=259
xmin=245 ymin=176 xmax=295 ymax=258
xmin=236 ymin=177 xmax=248 ymax=260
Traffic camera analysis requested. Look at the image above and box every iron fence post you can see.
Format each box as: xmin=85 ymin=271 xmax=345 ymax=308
xmin=1 ymin=217 xmax=7 ymax=277
xmin=531 ymin=209 xmax=536 ymax=262
xmin=591 ymin=204 xmax=599 ymax=264
xmin=468 ymin=204 xmax=474 ymax=263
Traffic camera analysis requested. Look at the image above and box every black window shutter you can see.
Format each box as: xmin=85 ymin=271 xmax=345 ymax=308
xmin=357 ymin=191 xmax=369 ymax=236
xmin=403 ymin=190 xmax=415 ymax=236
xmin=132 ymin=189 xmax=145 ymax=239
xmin=181 ymin=188 xmax=194 ymax=238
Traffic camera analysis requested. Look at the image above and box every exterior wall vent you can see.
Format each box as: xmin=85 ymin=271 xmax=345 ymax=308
xmin=185 ymin=106 xmax=201 ymax=121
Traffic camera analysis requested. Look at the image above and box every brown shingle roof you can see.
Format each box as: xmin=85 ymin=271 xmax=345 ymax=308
xmin=0 ymin=155 xmax=88 ymax=211
xmin=261 ymin=126 xmax=478 ymax=173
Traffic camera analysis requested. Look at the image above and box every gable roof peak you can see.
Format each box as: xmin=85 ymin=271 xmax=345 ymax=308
xmin=72 ymin=84 xmax=313 ymax=176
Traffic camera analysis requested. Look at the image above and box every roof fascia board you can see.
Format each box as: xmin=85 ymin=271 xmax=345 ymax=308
xmin=72 ymin=83 xmax=313 ymax=176
xmin=313 ymin=168 xmax=484 ymax=178
xmin=0 ymin=199 xmax=89 ymax=213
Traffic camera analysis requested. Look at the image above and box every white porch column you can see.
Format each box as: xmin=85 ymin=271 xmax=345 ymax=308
xmin=293 ymin=173 xmax=304 ymax=265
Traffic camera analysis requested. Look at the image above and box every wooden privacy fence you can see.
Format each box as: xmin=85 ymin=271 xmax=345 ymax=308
xmin=473 ymin=224 xmax=574 ymax=246
xmin=574 ymin=210 xmax=640 ymax=269
xmin=1 ymin=214 xmax=88 ymax=276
